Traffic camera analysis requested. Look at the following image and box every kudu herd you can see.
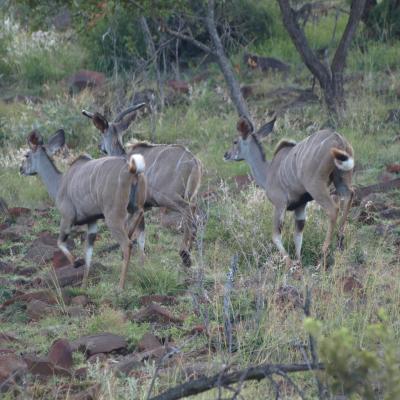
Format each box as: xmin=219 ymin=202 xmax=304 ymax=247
xmin=20 ymin=101 xmax=354 ymax=289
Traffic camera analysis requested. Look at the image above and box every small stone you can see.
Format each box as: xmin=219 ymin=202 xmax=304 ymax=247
xmin=48 ymin=338 xmax=73 ymax=370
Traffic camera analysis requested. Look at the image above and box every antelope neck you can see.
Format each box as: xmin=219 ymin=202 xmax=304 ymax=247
xmin=244 ymin=139 xmax=269 ymax=190
xmin=37 ymin=151 xmax=62 ymax=200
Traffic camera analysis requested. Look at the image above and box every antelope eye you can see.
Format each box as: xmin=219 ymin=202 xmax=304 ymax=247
xmin=233 ymin=140 xmax=238 ymax=145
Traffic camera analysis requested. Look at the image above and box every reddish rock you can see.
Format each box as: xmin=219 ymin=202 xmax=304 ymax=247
xmin=129 ymin=303 xmax=184 ymax=324
xmin=74 ymin=367 xmax=88 ymax=380
xmin=166 ymin=79 xmax=190 ymax=94
xmin=51 ymin=264 xmax=86 ymax=287
xmin=67 ymin=305 xmax=89 ymax=318
xmin=22 ymin=354 xmax=71 ymax=377
xmin=1 ymin=289 xmax=70 ymax=309
xmin=48 ymin=339 xmax=73 ymax=370
xmin=0 ymin=224 xmax=25 ymax=241
xmin=27 ymin=299 xmax=56 ymax=321
xmin=17 ymin=266 xmax=37 ymax=276
xmin=386 ymin=163 xmax=400 ymax=174
xmin=0 ymin=223 xmax=10 ymax=232
xmin=71 ymin=295 xmax=89 ymax=307
xmin=0 ymin=332 xmax=20 ymax=345
xmin=0 ymin=349 xmax=27 ymax=391
xmin=139 ymin=294 xmax=177 ymax=306
xmin=25 ymin=241 xmax=56 ymax=265
xmin=8 ymin=207 xmax=31 ymax=218
xmin=71 ymin=333 xmax=127 ymax=357
xmin=137 ymin=333 xmax=161 ymax=352
xmin=189 ymin=325 xmax=207 ymax=335
xmin=233 ymin=175 xmax=253 ymax=191
xmin=52 ymin=250 xmax=71 ymax=269
xmin=68 ymin=70 xmax=106 ymax=94
xmin=341 ymin=276 xmax=363 ymax=294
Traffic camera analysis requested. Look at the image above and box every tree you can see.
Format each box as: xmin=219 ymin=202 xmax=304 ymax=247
xmin=277 ymin=0 xmax=366 ymax=121
xmin=162 ymin=0 xmax=250 ymax=120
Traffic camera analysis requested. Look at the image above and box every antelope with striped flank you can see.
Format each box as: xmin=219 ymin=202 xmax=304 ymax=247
xmin=82 ymin=105 xmax=202 ymax=267
xmin=20 ymin=129 xmax=146 ymax=289
xmin=224 ymin=116 xmax=354 ymax=270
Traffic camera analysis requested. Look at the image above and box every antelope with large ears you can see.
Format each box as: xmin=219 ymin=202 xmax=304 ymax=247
xmin=20 ymin=129 xmax=146 ymax=289
xmin=224 ymin=116 xmax=354 ymax=270
xmin=82 ymin=104 xmax=202 ymax=268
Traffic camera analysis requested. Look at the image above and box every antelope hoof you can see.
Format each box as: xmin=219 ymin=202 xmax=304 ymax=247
xmin=73 ymin=258 xmax=85 ymax=268
xmin=180 ymin=250 xmax=192 ymax=267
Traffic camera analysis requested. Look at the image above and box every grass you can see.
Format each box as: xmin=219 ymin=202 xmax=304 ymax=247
xmin=1 ymin=8 xmax=400 ymax=398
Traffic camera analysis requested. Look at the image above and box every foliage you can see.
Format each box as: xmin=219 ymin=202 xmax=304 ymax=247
xmin=305 ymin=313 xmax=400 ymax=399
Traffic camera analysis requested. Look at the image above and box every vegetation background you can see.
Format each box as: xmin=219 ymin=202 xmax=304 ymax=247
xmin=0 ymin=0 xmax=399 ymax=398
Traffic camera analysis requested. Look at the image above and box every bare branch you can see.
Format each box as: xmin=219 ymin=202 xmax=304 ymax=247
xmin=149 ymin=362 xmax=324 ymax=400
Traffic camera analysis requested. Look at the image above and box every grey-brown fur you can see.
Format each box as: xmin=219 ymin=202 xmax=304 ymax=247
xmin=224 ymin=117 xmax=354 ymax=270
xmin=20 ymin=129 xmax=146 ymax=289
xmin=82 ymin=106 xmax=202 ymax=267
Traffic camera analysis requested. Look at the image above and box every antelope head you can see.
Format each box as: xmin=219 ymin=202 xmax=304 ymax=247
xmin=224 ymin=116 xmax=276 ymax=162
xmin=20 ymin=129 xmax=65 ymax=175
xmin=82 ymin=103 xmax=146 ymax=156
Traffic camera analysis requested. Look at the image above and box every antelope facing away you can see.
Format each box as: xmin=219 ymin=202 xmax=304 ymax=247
xmin=224 ymin=116 xmax=354 ymax=270
xmin=20 ymin=129 xmax=146 ymax=289
xmin=82 ymin=105 xmax=202 ymax=267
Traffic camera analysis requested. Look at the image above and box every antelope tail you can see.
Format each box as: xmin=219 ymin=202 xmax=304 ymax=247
xmin=128 ymin=154 xmax=145 ymax=174
xmin=331 ymin=148 xmax=354 ymax=171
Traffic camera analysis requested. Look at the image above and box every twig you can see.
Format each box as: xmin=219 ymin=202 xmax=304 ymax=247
xmin=223 ymin=254 xmax=239 ymax=352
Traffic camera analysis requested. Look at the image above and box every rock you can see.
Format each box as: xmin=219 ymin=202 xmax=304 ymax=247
xmin=139 ymin=294 xmax=177 ymax=306
xmin=166 ymin=79 xmax=190 ymax=94
xmin=48 ymin=339 xmax=73 ymax=370
xmin=26 ymin=299 xmax=56 ymax=321
xmin=385 ymin=108 xmax=400 ymax=123
xmin=22 ymin=354 xmax=71 ymax=377
xmin=67 ymin=305 xmax=89 ymax=318
xmin=129 ymin=303 xmax=184 ymax=324
xmin=0 ymin=225 xmax=25 ymax=241
xmin=67 ymin=70 xmax=106 ymax=94
xmin=87 ymin=353 xmax=108 ymax=364
xmin=137 ymin=333 xmax=162 ymax=352
xmin=233 ymin=175 xmax=253 ymax=191
xmin=52 ymin=264 xmax=86 ymax=287
xmin=74 ymin=367 xmax=88 ymax=380
xmin=386 ymin=163 xmax=400 ymax=174
xmin=71 ymin=333 xmax=127 ymax=357
xmin=341 ymin=276 xmax=363 ymax=294
xmin=0 ymin=349 xmax=27 ymax=392
xmin=71 ymin=295 xmax=89 ymax=307
xmin=25 ymin=241 xmax=57 ymax=265
xmin=52 ymin=250 xmax=71 ymax=269
xmin=70 ymin=383 xmax=101 ymax=400
xmin=1 ymin=289 xmax=70 ymax=309
xmin=8 ymin=207 xmax=30 ymax=218
xmin=380 ymin=208 xmax=400 ymax=220
xmin=17 ymin=266 xmax=37 ymax=276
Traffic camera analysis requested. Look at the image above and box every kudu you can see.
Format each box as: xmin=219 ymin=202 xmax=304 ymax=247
xmin=20 ymin=129 xmax=146 ymax=289
xmin=224 ymin=116 xmax=354 ymax=270
xmin=82 ymin=104 xmax=202 ymax=267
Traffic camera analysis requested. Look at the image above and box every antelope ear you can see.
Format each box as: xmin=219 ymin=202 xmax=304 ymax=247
xmin=92 ymin=112 xmax=109 ymax=133
xmin=255 ymin=116 xmax=276 ymax=141
xmin=46 ymin=129 xmax=65 ymax=156
xmin=27 ymin=130 xmax=43 ymax=150
xmin=236 ymin=116 xmax=254 ymax=139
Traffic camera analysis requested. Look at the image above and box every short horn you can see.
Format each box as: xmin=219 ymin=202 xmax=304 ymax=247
xmin=82 ymin=109 xmax=94 ymax=119
xmin=114 ymin=103 xmax=146 ymax=123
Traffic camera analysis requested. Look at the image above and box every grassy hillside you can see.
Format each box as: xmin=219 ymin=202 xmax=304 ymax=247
xmin=0 ymin=7 xmax=399 ymax=400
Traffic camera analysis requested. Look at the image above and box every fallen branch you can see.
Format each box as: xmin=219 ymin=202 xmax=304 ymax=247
xmin=149 ymin=362 xmax=324 ymax=400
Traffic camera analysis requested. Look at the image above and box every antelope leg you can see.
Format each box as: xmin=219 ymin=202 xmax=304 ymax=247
xmin=272 ymin=206 xmax=291 ymax=267
xmin=82 ymin=222 xmax=97 ymax=288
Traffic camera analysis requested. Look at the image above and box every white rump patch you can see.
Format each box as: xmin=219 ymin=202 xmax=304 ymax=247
xmin=130 ymin=154 xmax=145 ymax=173
xmin=334 ymin=157 xmax=354 ymax=171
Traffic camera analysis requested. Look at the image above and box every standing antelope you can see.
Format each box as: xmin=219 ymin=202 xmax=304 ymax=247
xmin=224 ymin=116 xmax=354 ymax=270
xmin=82 ymin=105 xmax=202 ymax=267
xmin=20 ymin=129 xmax=146 ymax=289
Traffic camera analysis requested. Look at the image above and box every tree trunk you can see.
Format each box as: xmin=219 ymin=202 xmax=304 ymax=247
xmin=277 ymin=0 xmax=366 ymax=121
xmin=205 ymin=0 xmax=250 ymax=119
